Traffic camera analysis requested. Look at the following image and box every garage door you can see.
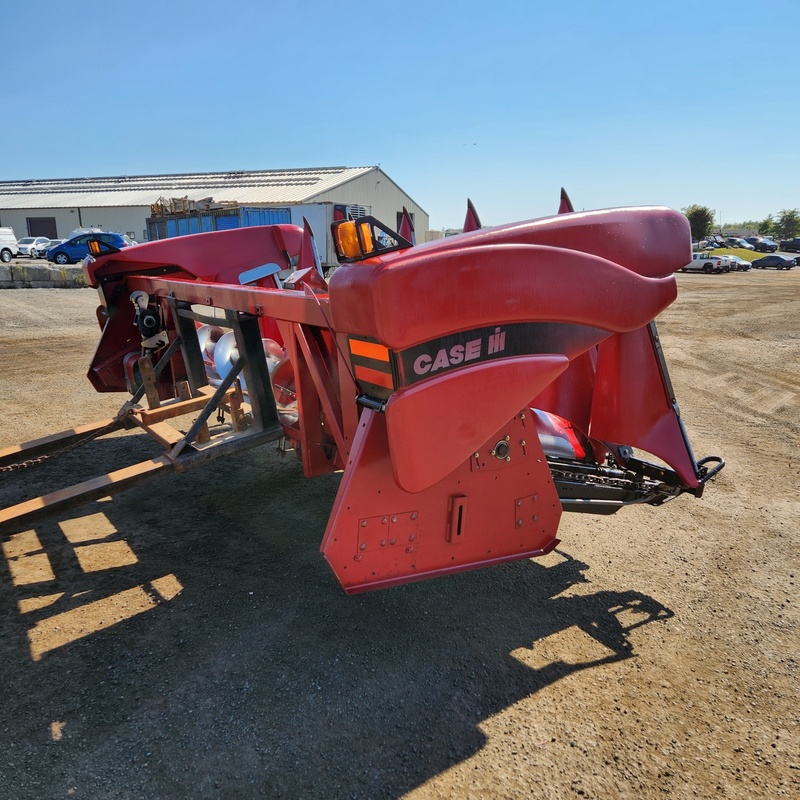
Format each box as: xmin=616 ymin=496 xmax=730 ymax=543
xmin=27 ymin=217 xmax=58 ymax=238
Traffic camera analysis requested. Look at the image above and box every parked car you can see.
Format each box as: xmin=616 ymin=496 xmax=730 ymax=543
xmin=46 ymin=232 xmax=133 ymax=265
xmin=32 ymin=239 xmax=63 ymax=258
xmin=17 ymin=236 xmax=51 ymax=257
xmin=745 ymin=236 xmax=778 ymax=253
xmin=725 ymin=237 xmax=755 ymax=250
xmin=779 ymin=237 xmax=800 ymax=253
xmin=0 ymin=227 xmax=19 ymax=262
xmin=725 ymin=255 xmax=751 ymax=271
xmin=680 ymin=253 xmax=731 ymax=273
xmin=751 ymin=254 xmax=795 ymax=270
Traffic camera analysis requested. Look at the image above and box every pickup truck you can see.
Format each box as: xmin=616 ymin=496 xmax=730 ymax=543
xmin=779 ymin=237 xmax=800 ymax=253
xmin=680 ymin=252 xmax=732 ymax=273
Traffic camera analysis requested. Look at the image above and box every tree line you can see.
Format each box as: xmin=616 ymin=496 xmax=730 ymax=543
xmin=682 ymin=206 xmax=800 ymax=242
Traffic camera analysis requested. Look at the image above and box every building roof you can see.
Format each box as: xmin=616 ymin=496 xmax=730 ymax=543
xmin=0 ymin=167 xmax=377 ymax=209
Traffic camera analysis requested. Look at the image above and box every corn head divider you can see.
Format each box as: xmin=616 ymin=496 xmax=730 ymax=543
xmin=0 ymin=197 xmax=723 ymax=594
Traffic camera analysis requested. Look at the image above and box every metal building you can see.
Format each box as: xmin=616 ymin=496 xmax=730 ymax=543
xmin=0 ymin=167 xmax=428 ymax=267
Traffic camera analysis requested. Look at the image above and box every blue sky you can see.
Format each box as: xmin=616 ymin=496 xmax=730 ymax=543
xmin=2 ymin=0 xmax=797 ymax=230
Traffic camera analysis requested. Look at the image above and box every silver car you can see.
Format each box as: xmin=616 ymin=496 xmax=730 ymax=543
xmin=34 ymin=239 xmax=64 ymax=258
xmin=18 ymin=236 xmax=51 ymax=257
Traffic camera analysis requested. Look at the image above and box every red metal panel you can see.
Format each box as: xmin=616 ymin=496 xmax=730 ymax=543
xmin=385 ymin=355 xmax=569 ymax=493
xmin=87 ymin=304 xmax=142 ymax=393
xmin=589 ymin=327 xmax=699 ymax=487
xmin=530 ymin=349 xmax=598 ymax=438
xmin=393 ymin=205 xmax=691 ymax=279
xmin=329 ymin=244 xmax=677 ymax=351
xmin=85 ymin=224 xmax=304 ymax=286
xmin=321 ymin=409 xmax=562 ymax=594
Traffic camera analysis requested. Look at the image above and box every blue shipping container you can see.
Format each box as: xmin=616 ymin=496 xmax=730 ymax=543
xmin=241 ymin=207 xmax=291 ymax=227
xmin=149 ymin=207 xmax=291 ymax=240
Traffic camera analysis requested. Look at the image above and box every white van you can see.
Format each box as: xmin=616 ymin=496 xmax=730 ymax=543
xmin=0 ymin=227 xmax=19 ymax=263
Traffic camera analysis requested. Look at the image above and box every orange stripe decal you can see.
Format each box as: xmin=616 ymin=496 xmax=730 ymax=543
xmin=349 ymin=339 xmax=390 ymax=361
xmin=355 ymin=364 xmax=394 ymax=389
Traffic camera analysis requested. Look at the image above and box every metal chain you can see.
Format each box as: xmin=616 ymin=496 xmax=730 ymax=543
xmin=549 ymin=465 xmax=647 ymax=492
xmin=0 ymin=416 xmax=126 ymax=474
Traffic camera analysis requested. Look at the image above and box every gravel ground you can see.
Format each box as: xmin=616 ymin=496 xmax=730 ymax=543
xmin=0 ymin=277 xmax=797 ymax=799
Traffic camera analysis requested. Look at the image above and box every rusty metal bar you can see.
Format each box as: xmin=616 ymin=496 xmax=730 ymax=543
xmin=125 ymin=276 xmax=330 ymax=327
xmin=292 ymin=325 xmax=348 ymax=460
xmin=169 ymin=298 xmax=209 ymax=397
xmin=167 ymin=355 xmax=246 ymax=461
xmin=127 ymin=332 xmax=185 ymax=407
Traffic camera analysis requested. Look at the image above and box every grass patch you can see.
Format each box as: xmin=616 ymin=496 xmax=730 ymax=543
xmin=702 ymin=248 xmax=756 ymax=258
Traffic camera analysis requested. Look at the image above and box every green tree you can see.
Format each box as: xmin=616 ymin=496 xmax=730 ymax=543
xmin=758 ymin=215 xmax=774 ymax=236
xmin=729 ymin=220 xmax=760 ymax=230
xmin=682 ymin=205 xmax=715 ymax=241
xmin=773 ymin=209 xmax=800 ymax=240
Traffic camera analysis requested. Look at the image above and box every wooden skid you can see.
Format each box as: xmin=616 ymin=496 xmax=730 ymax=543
xmin=0 ymin=456 xmax=171 ymax=532
xmin=0 ymin=419 xmax=124 ymax=467
xmin=0 ymin=423 xmax=284 ymax=534
xmin=0 ymin=357 xmax=285 ymax=533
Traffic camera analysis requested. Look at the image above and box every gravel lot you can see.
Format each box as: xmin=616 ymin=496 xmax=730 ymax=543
xmin=0 ymin=274 xmax=797 ymax=799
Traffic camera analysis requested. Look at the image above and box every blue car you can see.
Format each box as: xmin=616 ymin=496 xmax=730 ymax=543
xmin=47 ymin=231 xmax=135 ymax=265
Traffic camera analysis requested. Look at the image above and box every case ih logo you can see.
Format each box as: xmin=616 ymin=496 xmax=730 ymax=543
xmin=395 ymin=322 xmax=608 ymax=387
xmin=412 ymin=327 xmax=507 ymax=376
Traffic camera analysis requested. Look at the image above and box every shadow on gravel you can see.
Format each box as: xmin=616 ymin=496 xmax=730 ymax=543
xmin=0 ymin=440 xmax=673 ymax=799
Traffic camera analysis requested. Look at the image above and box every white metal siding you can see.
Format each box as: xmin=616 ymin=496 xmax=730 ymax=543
xmin=307 ymin=171 xmax=429 ymax=242
xmin=73 ymin=207 xmax=151 ymax=241
xmin=0 ymin=206 xmax=150 ymax=241
xmin=0 ymin=209 xmax=76 ymax=239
